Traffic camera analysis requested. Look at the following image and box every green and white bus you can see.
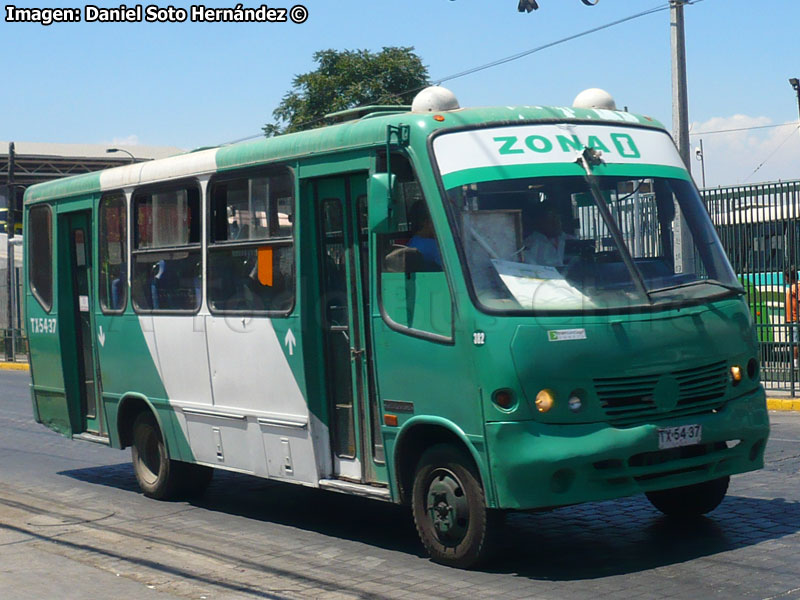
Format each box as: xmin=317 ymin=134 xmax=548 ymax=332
xmin=24 ymin=87 xmax=769 ymax=568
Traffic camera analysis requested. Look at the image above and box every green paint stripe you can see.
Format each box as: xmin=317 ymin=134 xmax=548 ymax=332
xmin=592 ymin=163 xmax=691 ymax=181
xmin=25 ymin=171 xmax=102 ymax=204
xmin=441 ymin=163 xmax=690 ymax=189
xmin=441 ymin=163 xmax=583 ymax=189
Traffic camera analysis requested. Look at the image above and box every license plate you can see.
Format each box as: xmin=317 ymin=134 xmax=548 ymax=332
xmin=657 ymin=424 xmax=702 ymax=449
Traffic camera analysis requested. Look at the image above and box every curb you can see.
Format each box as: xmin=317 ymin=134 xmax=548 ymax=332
xmin=0 ymin=362 xmax=29 ymax=371
xmin=767 ymin=398 xmax=800 ymax=411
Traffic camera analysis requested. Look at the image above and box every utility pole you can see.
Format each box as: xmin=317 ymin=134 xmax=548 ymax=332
xmin=669 ymin=1 xmax=693 ymax=275
xmin=670 ymin=0 xmax=690 ymax=168
xmin=5 ymin=142 xmax=15 ymax=361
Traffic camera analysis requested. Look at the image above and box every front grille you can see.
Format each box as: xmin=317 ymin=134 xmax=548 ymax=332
xmin=594 ymin=361 xmax=728 ymax=426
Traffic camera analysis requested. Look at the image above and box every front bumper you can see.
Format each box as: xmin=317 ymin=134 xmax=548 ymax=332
xmin=485 ymin=386 xmax=769 ymax=510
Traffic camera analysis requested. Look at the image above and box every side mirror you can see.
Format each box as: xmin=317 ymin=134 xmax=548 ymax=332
xmin=368 ymin=173 xmax=398 ymax=234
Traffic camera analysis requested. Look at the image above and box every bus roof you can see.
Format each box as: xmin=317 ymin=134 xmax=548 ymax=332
xmin=23 ymin=104 xmax=665 ymax=205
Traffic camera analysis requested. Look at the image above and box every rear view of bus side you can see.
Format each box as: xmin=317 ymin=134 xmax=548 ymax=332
xmin=24 ymin=87 xmax=769 ymax=568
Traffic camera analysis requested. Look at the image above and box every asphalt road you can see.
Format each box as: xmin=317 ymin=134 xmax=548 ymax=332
xmin=2 ymin=369 xmax=800 ymax=599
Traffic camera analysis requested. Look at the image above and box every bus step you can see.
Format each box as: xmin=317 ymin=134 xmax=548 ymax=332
xmin=73 ymin=432 xmax=110 ymax=445
xmin=318 ymin=479 xmax=391 ymax=501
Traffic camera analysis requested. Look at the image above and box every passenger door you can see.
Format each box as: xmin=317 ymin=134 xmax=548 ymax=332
xmin=62 ymin=210 xmax=103 ymax=435
xmin=313 ymin=174 xmax=386 ymax=484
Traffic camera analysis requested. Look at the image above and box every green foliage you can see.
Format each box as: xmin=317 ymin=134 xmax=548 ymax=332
xmin=264 ymin=47 xmax=430 ymax=136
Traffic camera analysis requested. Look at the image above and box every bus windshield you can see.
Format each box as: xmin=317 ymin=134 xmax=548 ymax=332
xmin=433 ymin=124 xmax=740 ymax=312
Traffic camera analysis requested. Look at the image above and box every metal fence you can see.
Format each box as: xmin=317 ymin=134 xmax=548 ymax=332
xmin=702 ymin=180 xmax=800 ymax=394
xmin=0 ymin=266 xmax=25 ymax=362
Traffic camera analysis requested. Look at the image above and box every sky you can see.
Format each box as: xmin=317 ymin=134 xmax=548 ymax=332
xmin=2 ymin=0 xmax=799 ymax=188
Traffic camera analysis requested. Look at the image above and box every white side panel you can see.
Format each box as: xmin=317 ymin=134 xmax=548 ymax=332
xmin=197 ymin=315 xmax=321 ymax=484
xmin=205 ymin=316 xmax=307 ymax=415
xmin=260 ymin=423 xmax=319 ymax=482
xmin=99 ymin=148 xmax=218 ymax=191
xmin=185 ymin=413 xmax=255 ymax=474
xmin=139 ymin=315 xmax=213 ymax=405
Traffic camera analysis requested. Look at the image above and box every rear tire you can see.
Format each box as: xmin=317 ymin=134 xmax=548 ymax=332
xmin=646 ymin=476 xmax=730 ymax=517
xmin=131 ymin=411 xmax=183 ymax=500
xmin=411 ymin=444 xmax=498 ymax=569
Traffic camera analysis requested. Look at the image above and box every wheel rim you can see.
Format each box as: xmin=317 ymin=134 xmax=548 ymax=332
xmin=135 ymin=424 xmax=161 ymax=485
xmin=425 ymin=467 xmax=470 ymax=547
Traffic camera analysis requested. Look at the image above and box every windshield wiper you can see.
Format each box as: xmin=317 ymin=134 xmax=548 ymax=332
xmin=575 ymin=147 xmax=652 ymax=305
xmin=649 ymin=279 xmax=745 ymax=296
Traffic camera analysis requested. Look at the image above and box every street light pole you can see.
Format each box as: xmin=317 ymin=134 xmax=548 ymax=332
xmin=695 ymin=138 xmax=706 ymax=189
xmin=790 ymin=78 xmax=800 ymax=122
xmin=5 ymin=142 xmax=15 ymax=361
xmin=106 ymin=147 xmax=136 ymax=163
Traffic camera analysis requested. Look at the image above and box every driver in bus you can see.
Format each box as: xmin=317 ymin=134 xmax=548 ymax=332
xmin=523 ymin=200 xmax=574 ymax=267
xmin=406 ymin=201 xmax=443 ymax=269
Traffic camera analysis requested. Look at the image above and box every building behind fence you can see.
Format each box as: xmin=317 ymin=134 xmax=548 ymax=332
xmin=702 ymin=180 xmax=800 ymax=394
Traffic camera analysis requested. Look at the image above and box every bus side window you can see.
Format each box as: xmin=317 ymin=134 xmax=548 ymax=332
xmin=377 ymin=154 xmax=453 ymax=340
xmin=207 ymin=167 xmax=295 ymax=315
xmin=131 ymin=184 xmax=202 ymax=313
xmin=99 ymin=193 xmax=128 ymax=313
xmin=28 ymin=204 xmax=53 ymax=312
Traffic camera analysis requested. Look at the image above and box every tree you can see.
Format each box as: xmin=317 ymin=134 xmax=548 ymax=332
xmin=264 ymin=47 xmax=430 ymax=136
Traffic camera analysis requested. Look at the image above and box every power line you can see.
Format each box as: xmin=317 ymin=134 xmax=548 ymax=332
xmin=744 ymin=124 xmax=800 ymax=182
xmin=224 ymin=1 xmax=701 ymax=145
xmin=690 ymin=121 xmax=799 ymax=136
xmin=433 ymin=2 xmax=682 ymax=85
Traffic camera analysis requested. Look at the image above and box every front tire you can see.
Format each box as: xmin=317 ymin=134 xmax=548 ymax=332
xmin=131 ymin=411 xmax=182 ymax=500
xmin=411 ymin=445 xmax=497 ymax=569
xmin=646 ymin=475 xmax=730 ymax=517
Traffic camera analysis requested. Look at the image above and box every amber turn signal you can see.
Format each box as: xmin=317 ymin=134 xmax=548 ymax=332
xmin=384 ymin=414 xmax=398 ymax=427
xmin=535 ymin=389 xmax=555 ymax=413
xmin=730 ymin=365 xmax=743 ymax=385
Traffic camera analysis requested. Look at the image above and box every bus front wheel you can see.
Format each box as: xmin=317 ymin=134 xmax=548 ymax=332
xmin=131 ymin=411 xmax=182 ymax=500
xmin=411 ymin=444 xmax=497 ymax=568
xmin=645 ymin=475 xmax=730 ymax=517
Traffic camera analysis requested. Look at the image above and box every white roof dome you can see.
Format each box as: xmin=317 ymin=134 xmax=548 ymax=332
xmin=411 ymin=86 xmax=460 ymax=113
xmin=572 ymin=88 xmax=617 ymax=110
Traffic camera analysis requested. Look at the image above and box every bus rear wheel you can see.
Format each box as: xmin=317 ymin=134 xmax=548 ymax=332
xmin=131 ymin=411 xmax=183 ymax=500
xmin=645 ymin=475 xmax=730 ymax=517
xmin=411 ymin=445 xmax=497 ymax=569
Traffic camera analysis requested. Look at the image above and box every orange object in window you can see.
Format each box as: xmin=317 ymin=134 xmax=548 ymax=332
xmin=257 ymin=246 xmax=273 ymax=286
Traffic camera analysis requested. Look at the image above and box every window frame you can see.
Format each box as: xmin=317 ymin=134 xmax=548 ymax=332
xmin=206 ymin=165 xmax=296 ymax=317
xmin=28 ymin=203 xmax=54 ymax=313
xmin=130 ymin=179 xmax=203 ymax=315
xmin=375 ymin=151 xmax=455 ymax=344
xmin=98 ymin=192 xmax=128 ymax=315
